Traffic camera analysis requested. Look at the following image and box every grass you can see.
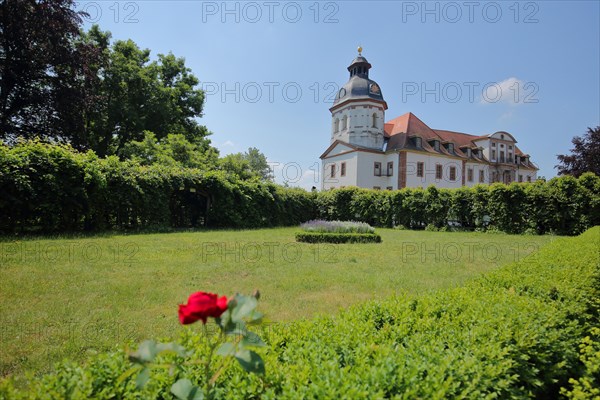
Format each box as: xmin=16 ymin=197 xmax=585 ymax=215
xmin=0 ymin=227 xmax=554 ymax=378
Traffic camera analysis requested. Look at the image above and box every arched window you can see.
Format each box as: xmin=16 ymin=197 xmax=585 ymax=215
xmin=333 ymin=118 xmax=339 ymax=133
xmin=372 ymin=113 xmax=377 ymax=128
xmin=342 ymin=115 xmax=348 ymax=130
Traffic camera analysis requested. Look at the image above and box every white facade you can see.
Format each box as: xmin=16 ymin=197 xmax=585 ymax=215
xmin=331 ymin=102 xmax=386 ymax=149
xmin=404 ymin=152 xmax=463 ymax=189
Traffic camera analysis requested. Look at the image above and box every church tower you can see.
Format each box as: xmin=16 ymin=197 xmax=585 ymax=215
xmin=329 ymin=47 xmax=388 ymax=150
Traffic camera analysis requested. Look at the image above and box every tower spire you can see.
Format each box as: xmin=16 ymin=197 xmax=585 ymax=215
xmin=358 ymin=45 xmax=363 ymax=56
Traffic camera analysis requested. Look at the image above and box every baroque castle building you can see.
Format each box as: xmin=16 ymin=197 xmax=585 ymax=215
xmin=320 ymin=48 xmax=538 ymax=190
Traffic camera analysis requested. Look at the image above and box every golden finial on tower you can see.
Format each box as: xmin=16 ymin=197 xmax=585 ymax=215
xmin=357 ymin=45 xmax=363 ymax=55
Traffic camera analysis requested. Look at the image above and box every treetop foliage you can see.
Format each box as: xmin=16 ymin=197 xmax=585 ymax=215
xmin=556 ymin=126 xmax=600 ymax=177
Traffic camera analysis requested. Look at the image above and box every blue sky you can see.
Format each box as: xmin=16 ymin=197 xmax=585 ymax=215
xmin=81 ymin=1 xmax=600 ymax=189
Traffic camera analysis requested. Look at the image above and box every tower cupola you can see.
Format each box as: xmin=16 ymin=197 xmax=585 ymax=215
xmin=332 ymin=47 xmax=387 ymax=109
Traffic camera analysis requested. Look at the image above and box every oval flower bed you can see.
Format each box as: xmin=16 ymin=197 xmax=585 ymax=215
xmin=295 ymin=220 xmax=382 ymax=243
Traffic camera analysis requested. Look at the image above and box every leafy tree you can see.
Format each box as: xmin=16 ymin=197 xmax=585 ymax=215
xmin=80 ymin=26 xmax=211 ymax=157
xmin=219 ymin=147 xmax=273 ymax=181
xmin=556 ymin=126 xmax=600 ymax=177
xmin=245 ymin=147 xmax=273 ymax=180
xmin=0 ymin=0 xmax=94 ymax=142
xmin=120 ymin=131 xmax=218 ymax=169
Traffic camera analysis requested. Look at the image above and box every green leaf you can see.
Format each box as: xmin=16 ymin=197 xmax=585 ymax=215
xmin=170 ymin=378 xmax=204 ymax=400
xmin=241 ymin=330 xmax=266 ymax=348
xmin=226 ymin=324 xmax=247 ymax=337
xmin=231 ymin=295 xmax=257 ymax=322
xmin=135 ymin=367 xmax=150 ymax=390
xmin=248 ymin=311 xmax=264 ymax=324
xmin=129 ymin=340 xmax=158 ymax=364
xmin=216 ymin=308 xmax=232 ymax=328
xmin=129 ymin=340 xmax=189 ymax=364
xmin=216 ymin=342 xmax=236 ymax=357
xmin=235 ymin=349 xmax=265 ymax=374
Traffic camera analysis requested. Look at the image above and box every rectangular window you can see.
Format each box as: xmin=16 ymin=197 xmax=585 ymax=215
xmin=330 ymin=164 xmax=336 ymax=178
xmin=492 ymin=149 xmax=496 ymax=160
xmin=479 ymin=170 xmax=485 ymax=183
xmin=340 ymin=162 xmax=346 ymax=177
xmin=449 ymin=166 xmax=456 ymax=181
xmin=435 ymin=164 xmax=443 ymax=180
xmin=447 ymin=143 xmax=454 ymax=153
xmin=417 ymin=162 xmax=424 ymax=177
xmin=374 ymin=162 xmax=381 ymax=176
xmin=386 ymin=186 xmax=393 ymax=190
xmin=527 ymin=176 xmax=532 ymax=182
xmin=467 ymin=168 xmax=474 ymax=182
xmin=387 ymin=162 xmax=393 ymax=176
xmin=492 ymin=142 xmax=496 ymax=147
xmin=373 ymin=186 xmax=381 ymax=190
xmin=518 ymin=174 xmax=523 ymax=182
xmin=500 ymin=152 xmax=505 ymax=163
xmin=415 ymin=137 xmax=422 ymax=148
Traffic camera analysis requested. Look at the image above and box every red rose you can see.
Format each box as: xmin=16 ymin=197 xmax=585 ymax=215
xmin=178 ymin=292 xmax=228 ymax=325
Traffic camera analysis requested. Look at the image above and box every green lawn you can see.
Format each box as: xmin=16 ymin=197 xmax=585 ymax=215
xmin=0 ymin=228 xmax=554 ymax=378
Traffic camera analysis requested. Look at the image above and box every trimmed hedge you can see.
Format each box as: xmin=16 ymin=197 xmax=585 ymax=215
xmin=0 ymin=141 xmax=315 ymax=233
xmin=315 ymin=176 xmax=600 ymax=235
xmin=295 ymin=232 xmax=382 ymax=243
xmin=1 ymin=141 xmax=599 ymax=235
xmin=1 ymin=227 xmax=598 ymax=399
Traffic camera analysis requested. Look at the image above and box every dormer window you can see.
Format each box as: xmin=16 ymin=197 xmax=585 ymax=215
xmin=433 ymin=140 xmax=440 ymax=151
xmin=447 ymin=143 xmax=454 ymax=153
xmin=466 ymin=148 xmax=471 ymax=157
xmin=415 ymin=137 xmax=422 ymax=148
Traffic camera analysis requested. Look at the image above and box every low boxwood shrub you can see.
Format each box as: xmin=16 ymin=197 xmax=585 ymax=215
xmin=295 ymin=231 xmax=382 ymax=244
xmin=1 ymin=227 xmax=598 ymax=399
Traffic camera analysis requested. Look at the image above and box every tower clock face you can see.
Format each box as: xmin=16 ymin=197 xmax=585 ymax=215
xmin=369 ymin=83 xmax=381 ymax=95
